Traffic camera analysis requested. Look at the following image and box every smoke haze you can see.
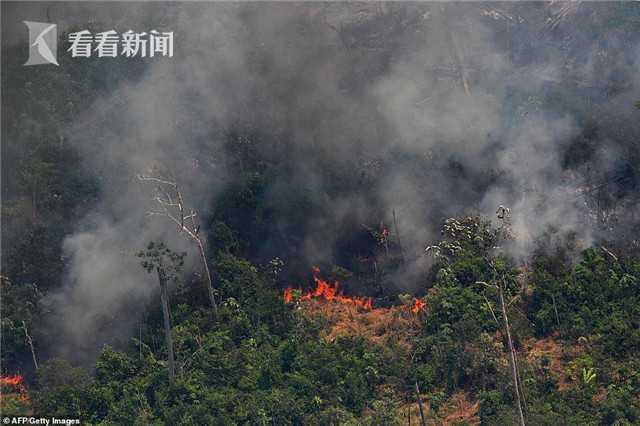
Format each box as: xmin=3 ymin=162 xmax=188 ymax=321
xmin=4 ymin=2 xmax=639 ymax=360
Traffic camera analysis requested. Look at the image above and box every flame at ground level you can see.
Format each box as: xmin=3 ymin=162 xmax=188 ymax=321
xmin=283 ymin=267 xmax=426 ymax=314
xmin=284 ymin=268 xmax=373 ymax=310
xmin=410 ymin=298 xmax=426 ymax=314
xmin=0 ymin=375 xmax=29 ymax=403
xmin=0 ymin=375 xmax=23 ymax=387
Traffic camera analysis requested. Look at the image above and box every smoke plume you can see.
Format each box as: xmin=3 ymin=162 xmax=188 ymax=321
xmin=7 ymin=2 xmax=639 ymax=360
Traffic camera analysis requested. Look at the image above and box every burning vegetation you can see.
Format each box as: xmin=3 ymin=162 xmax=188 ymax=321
xmin=284 ymin=267 xmax=373 ymax=310
xmin=283 ymin=267 xmax=425 ymax=314
xmin=283 ymin=267 xmax=427 ymax=349
xmin=1 ymin=375 xmax=23 ymax=387
xmin=3 ymin=2 xmax=640 ymax=424
xmin=408 ymin=297 xmax=426 ymax=314
xmin=0 ymin=375 xmax=29 ymax=403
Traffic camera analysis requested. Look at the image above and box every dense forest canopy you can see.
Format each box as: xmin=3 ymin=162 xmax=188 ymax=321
xmin=1 ymin=2 xmax=640 ymax=424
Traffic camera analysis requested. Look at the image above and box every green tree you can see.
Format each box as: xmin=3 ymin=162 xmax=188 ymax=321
xmin=138 ymin=241 xmax=186 ymax=383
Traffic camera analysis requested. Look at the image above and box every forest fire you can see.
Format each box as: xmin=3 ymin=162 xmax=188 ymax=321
xmin=0 ymin=375 xmax=29 ymax=402
xmin=283 ymin=267 xmax=427 ymax=314
xmin=410 ymin=298 xmax=426 ymax=314
xmin=1 ymin=375 xmax=23 ymax=387
xmin=284 ymin=267 xmax=373 ymax=310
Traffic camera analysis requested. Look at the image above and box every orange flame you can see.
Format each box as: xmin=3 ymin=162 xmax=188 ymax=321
xmin=283 ymin=287 xmax=293 ymax=304
xmin=411 ymin=298 xmax=426 ymax=314
xmin=399 ymin=297 xmax=426 ymax=314
xmin=284 ymin=267 xmax=373 ymax=311
xmin=0 ymin=375 xmax=29 ymax=403
xmin=0 ymin=375 xmax=23 ymax=387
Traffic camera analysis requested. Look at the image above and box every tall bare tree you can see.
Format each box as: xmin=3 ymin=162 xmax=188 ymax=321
xmin=138 ymin=174 xmax=218 ymax=317
xmin=497 ymin=275 xmax=526 ymax=426
xmin=22 ymin=320 xmax=38 ymax=370
xmin=477 ymin=272 xmax=526 ymax=426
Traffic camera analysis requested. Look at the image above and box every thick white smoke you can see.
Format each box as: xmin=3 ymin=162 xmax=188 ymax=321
xmin=13 ymin=2 xmax=636 ymax=359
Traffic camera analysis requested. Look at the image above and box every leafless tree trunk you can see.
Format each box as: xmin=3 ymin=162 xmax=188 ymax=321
xmin=195 ymin=238 xmax=217 ymax=317
xmin=139 ymin=174 xmax=219 ymax=317
xmin=22 ymin=321 xmax=38 ymax=370
xmin=498 ymin=279 xmax=526 ymax=426
xmin=157 ymin=267 xmax=176 ymax=383
xmin=414 ymin=381 xmax=427 ymax=426
xmin=480 ymin=210 xmax=525 ymax=425
xmin=551 ymin=294 xmax=560 ymax=327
